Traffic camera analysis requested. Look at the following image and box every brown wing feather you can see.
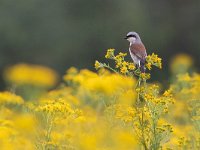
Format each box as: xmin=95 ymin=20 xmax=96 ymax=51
xmin=130 ymin=43 xmax=147 ymax=61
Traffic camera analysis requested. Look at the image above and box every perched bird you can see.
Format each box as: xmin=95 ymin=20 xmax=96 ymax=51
xmin=125 ymin=32 xmax=147 ymax=73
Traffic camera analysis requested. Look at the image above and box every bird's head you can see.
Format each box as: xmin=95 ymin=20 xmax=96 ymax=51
xmin=124 ymin=32 xmax=141 ymax=43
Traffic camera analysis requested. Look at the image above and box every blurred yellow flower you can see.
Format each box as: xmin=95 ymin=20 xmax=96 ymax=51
xmin=114 ymin=104 xmax=136 ymax=123
xmin=13 ymin=114 xmax=36 ymax=135
xmin=118 ymin=89 xmax=136 ymax=105
xmin=170 ymin=53 xmax=193 ymax=74
xmin=112 ymin=130 xmax=138 ymax=150
xmin=43 ymin=87 xmax=80 ymax=106
xmin=0 ymin=91 xmax=24 ymax=105
xmin=81 ymin=73 xmax=136 ymax=96
xmin=177 ymin=73 xmax=191 ymax=82
xmin=63 ymin=67 xmax=78 ymax=82
xmin=64 ymin=68 xmax=136 ymax=97
xmin=4 ymin=63 xmax=58 ymax=87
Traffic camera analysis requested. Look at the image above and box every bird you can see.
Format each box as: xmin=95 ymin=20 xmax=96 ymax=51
xmin=124 ymin=31 xmax=147 ymax=73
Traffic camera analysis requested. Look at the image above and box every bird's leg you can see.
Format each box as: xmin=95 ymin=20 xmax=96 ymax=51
xmin=137 ymin=61 xmax=141 ymax=72
xmin=135 ymin=61 xmax=141 ymax=73
xmin=138 ymin=61 xmax=141 ymax=68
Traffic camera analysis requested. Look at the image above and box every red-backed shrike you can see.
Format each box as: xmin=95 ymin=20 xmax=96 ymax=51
xmin=125 ymin=32 xmax=147 ymax=73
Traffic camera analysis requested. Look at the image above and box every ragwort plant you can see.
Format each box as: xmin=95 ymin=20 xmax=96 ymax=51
xmin=33 ymin=98 xmax=83 ymax=149
xmin=95 ymin=48 xmax=174 ymax=150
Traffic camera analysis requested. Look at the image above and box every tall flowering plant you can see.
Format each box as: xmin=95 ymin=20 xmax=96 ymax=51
xmin=95 ymin=48 xmax=173 ymax=150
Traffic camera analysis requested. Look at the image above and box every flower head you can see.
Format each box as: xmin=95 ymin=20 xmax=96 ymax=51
xmin=146 ymin=53 xmax=162 ymax=69
xmin=105 ymin=48 xmax=115 ymax=59
xmin=170 ymin=53 xmax=193 ymax=74
xmin=4 ymin=64 xmax=58 ymax=87
xmin=94 ymin=61 xmax=102 ymax=70
xmin=140 ymin=73 xmax=150 ymax=80
xmin=120 ymin=66 xmax=128 ymax=74
xmin=0 ymin=91 xmax=24 ymax=106
xmin=128 ymin=63 xmax=136 ymax=70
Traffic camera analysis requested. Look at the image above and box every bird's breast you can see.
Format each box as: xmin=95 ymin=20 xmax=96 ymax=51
xmin=129 ymin=49 xmax=140 ymax=64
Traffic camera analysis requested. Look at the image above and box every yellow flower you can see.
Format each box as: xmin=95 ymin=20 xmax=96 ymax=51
xmin=177 ymin=73 xmax=191 ymax=82
xmin=128 ymin=63 xmax=135 ymax=70
xmin=63 ymin=67 xmax=78 ymax=82
xmin=170 ymin=53 xmax=193 ymax=74
xmin=35 ymin=98 xmax=74 ymax=115
xmin=94 ymin=60 xmax=102 ymax=70
xmin=145 ymin=62 xmax=152 ymax=70
xmin=120 ymin=66 xmax=128 ymax=74
xmin=115 ymin=53 xmax=127 ymax=62
xmin=117 ymin=52 xmax=127 ymax=57
xmin=110 ymin=104 xmax=136 ymax=123
xmin=13 ymin=114 xmax=36 ymax=134
xmin=4 ymin=63 xmax=58 ymax=87
xmin=0 ymin=91 xmax=24 ymax=105
xmin=122 ymin=61 xmax=128 ymax=67
xmin=115 ymin=60 xmax=122 ymax=68
xmin=112 ymin=130 xmax=138 ymax=149
xmin=66 ymin=67 xmax=78 ymax=75
xmin=105 ymin=48 xmax=115 ymax=59
xmin=118 ymin=89 xmax=136 ymax=105
xmin=140 ymin=73 xmax=150 ymax=80
xmin=146 ymin=53 xmax=162 ymax=69
xmin=163 ymin=89 xmax=172 ymax=97
xmin=114 ymin=52 xmax=127 ymax=68
xmin=144 ymin=85 xmax=174 ymax=111
xmin=74 ymin=70 xmax=136 ymax=96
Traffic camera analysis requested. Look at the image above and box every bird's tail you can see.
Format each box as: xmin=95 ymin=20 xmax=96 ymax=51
xmin=140 ymin=60 xmax=146 ymax=73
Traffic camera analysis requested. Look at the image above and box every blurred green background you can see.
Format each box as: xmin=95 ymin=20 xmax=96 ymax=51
xmin=0 ymin=0 xmax=200 ymax=89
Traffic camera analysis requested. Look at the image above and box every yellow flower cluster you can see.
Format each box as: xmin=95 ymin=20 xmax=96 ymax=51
xmin=63 ymin=67 xmax=78 ymax=82
xmin=144 ymin=85 xmax=174 ymax=113
xmin=96 ymin=49 xmax=136 ymax=75
xmin=0 ymin=91 xmax=24 ymax=105
xmin=172 ymin=73 xmax=200 ymax=100
xmin=146 ymin=53 xmax=162 ymax=69
xmin=35 ymin=98 xmax=74 ymax=115
xmin=94 ymin=60 xmax=101 ymax=70
xmin=96 ymin=49 xmax=163 ymax=82
xmin=0 ymin=117 xmax=36 ymax=149
xmin=4 ymin=63 xmax=58 ymax=87
xmin=45 ymin=87 xmax=80 ymax=106
xmin=140 ymin=73 xmax=151 ymax=80
xmin=63 ymin=68 xmax=136 ymax=98
xmin=170 ymin=53 xmax=193 ymax=74
xmin=0 ymin=50 xmax=199 ymax=149
xmin=105 ymin=104 xmax=136 ymax=123
xmin=105 ymin=48 xmax=115 ymax=59
xmin=115 ymin=52 xmax=136 ymax=74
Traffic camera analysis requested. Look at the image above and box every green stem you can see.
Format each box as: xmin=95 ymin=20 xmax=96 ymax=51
xmin=103 ymin=64 xmax=119 ymax=73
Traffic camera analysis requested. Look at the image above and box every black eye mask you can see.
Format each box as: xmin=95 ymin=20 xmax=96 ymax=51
xmin=124 ymin=35 xmax=136 ymax=39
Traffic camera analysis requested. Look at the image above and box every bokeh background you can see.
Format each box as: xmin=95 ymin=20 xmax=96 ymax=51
xmin=0 ymin=0 xmax=200 ymax=89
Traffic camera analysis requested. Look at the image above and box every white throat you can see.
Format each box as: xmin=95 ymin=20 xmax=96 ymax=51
xmin=128 ymin=37 xmax=136 ymax=44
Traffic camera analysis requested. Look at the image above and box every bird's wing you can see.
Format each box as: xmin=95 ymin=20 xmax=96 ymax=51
xmin=130 ymin=43 xmax=147 ymax=62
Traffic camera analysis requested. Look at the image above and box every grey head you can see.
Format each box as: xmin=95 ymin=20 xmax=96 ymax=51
xmin=124 ymin=31 xmax=141 ymax=43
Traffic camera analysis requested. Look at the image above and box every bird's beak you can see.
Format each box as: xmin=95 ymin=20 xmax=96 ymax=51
xmin=124 ymin=37 xmax=128 ymax=39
